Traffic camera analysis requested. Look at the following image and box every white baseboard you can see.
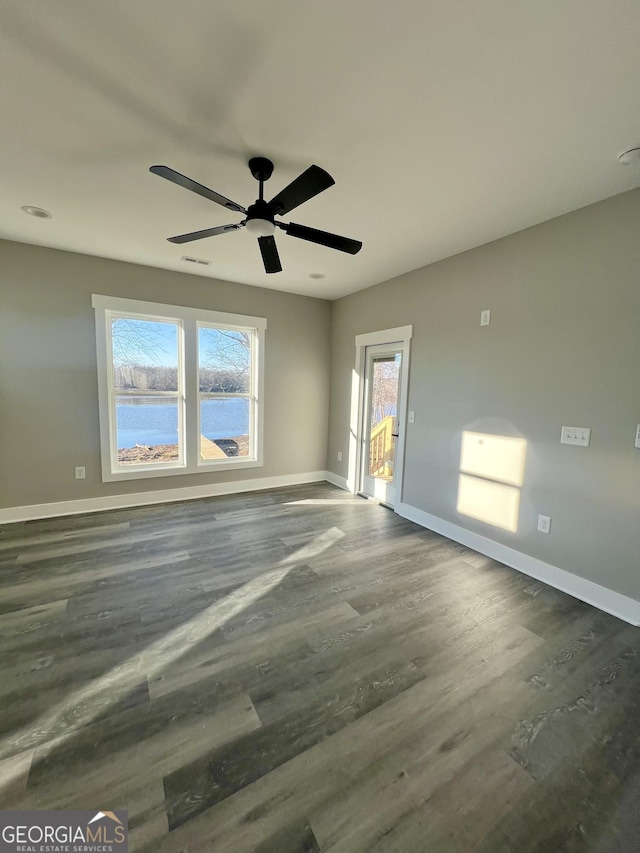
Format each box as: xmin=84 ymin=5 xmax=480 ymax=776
xmin=0 ymin=471 xmax=331 ymax=524
xmin=397 ymin=501 xmax=640 ymax=627
xmin=324 ymin=470 xmax=349 ymax=491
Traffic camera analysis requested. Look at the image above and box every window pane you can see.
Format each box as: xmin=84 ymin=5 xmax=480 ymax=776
xmin=112 ymin=317 xmax=179 ymax=391
xmin=200 ymin=398 xmax=250 ymax=458
xmin=368 ymin=354 xmax=400 ymax=479
xmin=116 ymin=396 xmax=179 ymax=465
xmin=198 ymin=327 xmax=250 ymax=393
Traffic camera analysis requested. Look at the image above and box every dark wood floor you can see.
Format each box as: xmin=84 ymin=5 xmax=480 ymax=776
xmin=0 ymin=482 xmax=639 ymax=852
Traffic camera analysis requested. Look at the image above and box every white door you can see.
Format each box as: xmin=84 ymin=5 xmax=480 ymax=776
xmin=360 ymin=343 xmax=405 ymax=507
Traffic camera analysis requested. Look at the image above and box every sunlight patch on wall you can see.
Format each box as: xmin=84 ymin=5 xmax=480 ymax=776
xmin=460 ymin=431 xmax=527 ymax=486
xmin=457 ymin=431 xmax=527 ymax=532
xmin=457 ymin=473 xmax=521 ymax=533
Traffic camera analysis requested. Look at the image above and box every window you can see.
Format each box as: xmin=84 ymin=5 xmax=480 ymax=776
xmin=92 ymin=295 xmax=266 ymax=481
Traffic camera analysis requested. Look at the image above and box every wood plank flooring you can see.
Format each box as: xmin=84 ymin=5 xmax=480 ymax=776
xmin=0 ymin=482 xmax=639 ymax=852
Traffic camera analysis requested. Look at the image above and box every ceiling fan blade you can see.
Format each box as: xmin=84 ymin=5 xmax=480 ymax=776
xmin=258 ymin=235 xmax=282 ymax=274
xmin=167 ymin=223 xmax=243 ymax=244
xmin=281 ymin=221 xmax=362 ymax=254
xmin=267 ymin=165 xmax=335 ymax=216
xmin=150 ymin=166 xmax=246 ymax=214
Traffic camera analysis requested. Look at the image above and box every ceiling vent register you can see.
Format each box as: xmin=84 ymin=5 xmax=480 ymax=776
xmin=181 ymin=255 xmax=212 ymax=266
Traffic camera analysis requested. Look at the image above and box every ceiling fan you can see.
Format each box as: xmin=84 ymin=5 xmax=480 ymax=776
xmin=149 ymin=157 xmax=362 ymax=274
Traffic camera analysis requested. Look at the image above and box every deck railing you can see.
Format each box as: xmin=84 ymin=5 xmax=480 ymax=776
xmin=369 ymin=415 xmax=395 ymax=477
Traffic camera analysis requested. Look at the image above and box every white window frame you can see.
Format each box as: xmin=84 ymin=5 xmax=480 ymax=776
xmin=348 ymin=326 xmax=413 ymax=501
xmin=92 ymin=294 xmax=266 ymax=482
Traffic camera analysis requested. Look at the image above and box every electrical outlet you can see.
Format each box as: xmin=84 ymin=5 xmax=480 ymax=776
xmin=337 ymin=451 xmax=342 ymax=462
xmin=75 ymin=466 xmax=86 ymax=480
xmin=480 ymin=309 xmax=491 ymax=326
xmin=560 ymin=426 xmax=591 ymax=447
xmin=537 ymin=514 xmax=551 ymax=534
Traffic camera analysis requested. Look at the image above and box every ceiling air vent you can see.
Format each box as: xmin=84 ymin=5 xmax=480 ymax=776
xmin=181 ymin=255 xmax=211 ymax=266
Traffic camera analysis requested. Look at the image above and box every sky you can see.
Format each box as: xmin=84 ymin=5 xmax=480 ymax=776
xmin=111 ymin=318 xmax=249 ymax=370
xmin=111 ymin=318 xmax=178 ymax=367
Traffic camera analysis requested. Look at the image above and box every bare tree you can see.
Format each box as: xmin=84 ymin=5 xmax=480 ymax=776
xmin=370 ymin=359 xmax=399 ymax=426
xmin=111 ymin=320 xmax=252 ymax=394
xmin=200 ymin=329 xmax=250 ymax=392
xmin=111 ymin=318 xmax=174 ymax=364
xmin=111 ymin=318 xmax=177 ymax=391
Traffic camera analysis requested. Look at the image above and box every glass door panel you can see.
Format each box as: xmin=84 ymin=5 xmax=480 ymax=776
xmin=361 ymin=346 xmax=402 ymax=506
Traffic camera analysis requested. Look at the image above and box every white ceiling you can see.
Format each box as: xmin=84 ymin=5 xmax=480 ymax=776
xmin=1 ymin=1 xmax=639 ymax=300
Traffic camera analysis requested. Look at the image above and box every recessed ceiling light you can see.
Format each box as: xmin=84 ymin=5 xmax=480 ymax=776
xmin=21 ymin=205 xmax=52 ymax=219
xmin=309 ymin=273 xmax=325 ymax=279
xmin=617 ymin=147 xmax=640 ymax=166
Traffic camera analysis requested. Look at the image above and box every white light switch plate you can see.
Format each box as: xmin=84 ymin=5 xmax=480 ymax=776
xmin=635 ymin=425 xmax=640 ymax=449
xmin=408 ymin=411 xmax=415 ymax=424
xmin=480 ymin=309 xmax=491 ymax=326
xmin=561 ymin=426 xmax=591 ymax=447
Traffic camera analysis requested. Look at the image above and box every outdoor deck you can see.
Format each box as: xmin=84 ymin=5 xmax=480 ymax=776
xmin=200 ymin=435 xmax=227 ymax=460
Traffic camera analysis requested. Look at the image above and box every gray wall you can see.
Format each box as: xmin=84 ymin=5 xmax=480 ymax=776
xmin=0 ymin=240 xmax=331 ymax=507
xmin=328 ymin=189 xmax=640 ymax=600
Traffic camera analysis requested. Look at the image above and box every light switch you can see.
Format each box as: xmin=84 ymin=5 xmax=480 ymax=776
xmin=560 ymin=426 xmax=591 ymax=447
xmin=480 ymin=309 xmax=491 ymax=326
xmin=408 ymin=411 xmax=415 ymax=424
xmin=635 ymin=425 xmax=640 ymax=449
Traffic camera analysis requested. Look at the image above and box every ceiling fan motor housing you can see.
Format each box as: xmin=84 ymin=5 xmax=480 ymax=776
xmin=245 ymin=199 xmax=275 ymax=237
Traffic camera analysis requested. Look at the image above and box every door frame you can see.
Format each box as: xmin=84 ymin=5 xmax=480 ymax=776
xmin=348 ymin=325 xmax=413 ymax=508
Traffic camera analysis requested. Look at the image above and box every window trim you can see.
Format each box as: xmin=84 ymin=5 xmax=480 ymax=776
xmin=92 ymin=294 xmax=266 ymax=482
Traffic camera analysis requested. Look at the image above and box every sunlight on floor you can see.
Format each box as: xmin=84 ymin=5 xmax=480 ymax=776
xmin=284 ymin=498 xmax=363 ymax=506
xmin=0 ymin=527 xmax=345 ymax=794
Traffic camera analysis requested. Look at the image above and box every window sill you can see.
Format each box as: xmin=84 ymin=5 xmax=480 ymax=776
xmin=101 ymin=457 xmax=263 ymax=483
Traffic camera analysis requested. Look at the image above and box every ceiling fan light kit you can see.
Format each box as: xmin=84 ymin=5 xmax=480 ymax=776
xmin=150 ymin=156 xmax=362 ymax=274
xmin=244 ymin=215 xmax=275 ymax=238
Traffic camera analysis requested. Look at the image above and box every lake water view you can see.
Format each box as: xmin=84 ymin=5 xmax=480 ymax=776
xmin=116 ymin=397 xmax=249 ymax=448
